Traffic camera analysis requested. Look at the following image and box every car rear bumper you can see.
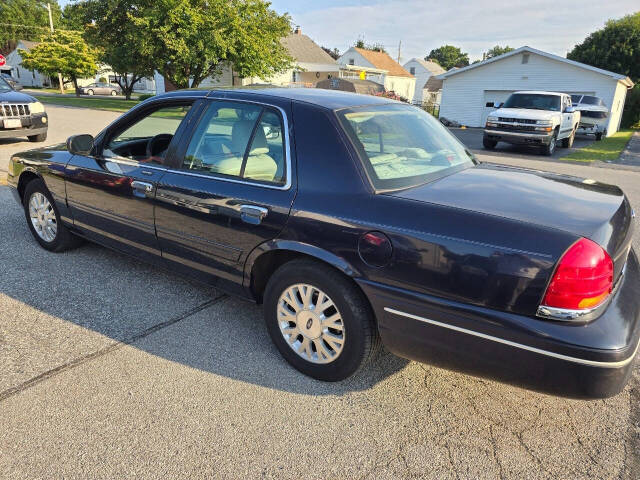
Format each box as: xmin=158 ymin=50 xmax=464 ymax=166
xmin=484 ymin=129 xmax=553 ymax=145
xmin=0 ymin=112 xmax=48 ymax=139
xmin=358 ymin=249 xmax=640 ymax=398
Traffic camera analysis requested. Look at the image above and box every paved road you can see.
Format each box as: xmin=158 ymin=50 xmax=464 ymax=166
xmin=1 ymin=106 xmax=639 ymax=479
xmin=0 ymin=105 xmax=120 ymax=173
xmin=451 ymin=127 xmax=594 ymax=160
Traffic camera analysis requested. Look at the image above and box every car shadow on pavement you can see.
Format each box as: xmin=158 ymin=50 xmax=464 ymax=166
xmin=0 ymin=188 xmax=409 ymax=396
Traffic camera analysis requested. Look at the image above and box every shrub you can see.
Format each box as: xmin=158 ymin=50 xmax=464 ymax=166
xmin=98 ymin=77 xmax=107 ymax=83
xmin=138 ymin=94 xmax=155 ymax=101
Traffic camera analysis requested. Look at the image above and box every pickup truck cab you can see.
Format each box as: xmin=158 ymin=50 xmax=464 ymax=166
xmin=483 ymin=91 xmax=580 ymax=155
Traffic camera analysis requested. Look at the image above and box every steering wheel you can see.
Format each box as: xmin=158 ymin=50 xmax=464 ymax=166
xmin=145 ymin=134 xmax=174 ymax=163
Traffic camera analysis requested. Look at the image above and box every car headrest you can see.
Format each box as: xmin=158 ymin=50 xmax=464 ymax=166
xmin=232 ymin=120 xmax=269 ymax=156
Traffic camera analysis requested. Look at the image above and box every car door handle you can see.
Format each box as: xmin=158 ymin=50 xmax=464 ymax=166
xmin=239 ymin=205 xmax=268 ymax=225
xmin=131 ymin=180 xmax=154 ymax=198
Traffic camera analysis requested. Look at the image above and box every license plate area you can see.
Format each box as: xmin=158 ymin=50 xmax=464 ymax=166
xmin=3 ymin=118 xmax=22 ymax=129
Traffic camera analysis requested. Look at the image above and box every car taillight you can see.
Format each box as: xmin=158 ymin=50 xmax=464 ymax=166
xmin=541 ymin=238 xmax=613 ymax=311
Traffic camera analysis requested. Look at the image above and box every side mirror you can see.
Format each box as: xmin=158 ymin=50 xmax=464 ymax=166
xmin=564 ymin=106 xmax=576 ymax=113
xmin=496 ymin=102 xmax=504 ymax=108
xmin=67 ymin=134 xmax=94 ymax=155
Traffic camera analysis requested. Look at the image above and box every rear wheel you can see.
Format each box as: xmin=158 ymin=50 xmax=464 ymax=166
xmin=23 ymin=179 xmax=82 ymax=252
xmin=263 ymin=259 xmax=380 ymax=381
xmin=483 ymin=137 xmax=497 ymax=149
xmin=28 ymin=132 xmax=47 ymax=142
xmin=561 ymin=129 xmax=575 ymax=148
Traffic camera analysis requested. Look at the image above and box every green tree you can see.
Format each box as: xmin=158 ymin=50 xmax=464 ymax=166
xmin=130 ymin=0 xmax=293 ymax=89
xmin=82 ymin=0 xmax=155 ymax=99
xmin=485 ymin=45 xmax=514 ymax=59
xmin=0 ymin=0 xmax=64 ymax=54
xmin=20 ymin=30 xmax=98 ymax=95
xmin=426 ymin=45 xmax=469 ymax=70
xmin=353 ymin=38 xmax=386 ymax=53
xmin=568 ymin=12 xmax=640 ymax=82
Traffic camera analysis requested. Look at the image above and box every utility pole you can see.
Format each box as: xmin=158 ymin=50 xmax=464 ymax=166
xmin=46 ymin=3 xmax=65 ymax=94
xmin=397 ymin=40 xmax=401 ymax=64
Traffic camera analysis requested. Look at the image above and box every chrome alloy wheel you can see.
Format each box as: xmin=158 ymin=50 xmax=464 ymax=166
xmin=277 ymin=284 xmax=345 ymax=364
xmin=29 ymin=192 xmax=57 ymax=242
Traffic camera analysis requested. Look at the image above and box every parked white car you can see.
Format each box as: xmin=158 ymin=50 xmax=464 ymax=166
xmin=483 ymin=91 xmax=581 ymax=155
xmin=571 ymin=94 xmax=609 ymax=141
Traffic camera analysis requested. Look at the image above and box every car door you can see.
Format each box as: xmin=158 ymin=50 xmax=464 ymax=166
xmin=560 ymin=95 xmax=573 ymax=136
xmin=65 ymin=99 xmax=199 ymax=264
xmin=154 ymin=97 xmax=296 ymax=290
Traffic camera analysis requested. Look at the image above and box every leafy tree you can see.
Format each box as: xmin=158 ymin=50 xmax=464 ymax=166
xmin=129 ymin=0 xmax=293 ymax=89
xmin=353 ymin=38 xmax=386 ymax=53
xmin=426 ymin=45 xmax=469 ymax=70
xmin=568 ymin=12 xmax=640 ymax=82
xmin=81 ymin=0 xmax=155 ymax=99
xmin=485 ymin=45 xmax=514 ymax=59
xmin=20 ymin=30 xmax=98 ymax=95
xmin=322 ymin=46 xmax=340 ymax=60
xmin=0 ymin=0 xmax=63 ymax=54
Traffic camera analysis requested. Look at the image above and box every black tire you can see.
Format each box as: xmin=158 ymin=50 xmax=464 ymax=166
xmin=483 ymin=137 xmax=497 ymax=149
xmin=595 ymin=132 xmax=603 ymax=141
xmin=28 ymin=132 xmax=47 ymax=142
xmin=263 ymin=259 xmax=380 ymax=381
xmin=87 ymin=89 xmax=94 ymax=96
xmin=110 ymin=90 xmax=117 ymax=96
xmin=561 ymin=129 xmax=575 ymax=148
xmin=23 ymin=178 xmax=82 ymax=252
xmin=541 ymin=130 xmax=558 ymax=156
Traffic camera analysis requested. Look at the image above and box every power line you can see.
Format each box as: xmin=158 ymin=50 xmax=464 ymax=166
xmin=0 ymin=22 xmax=81 ymax=32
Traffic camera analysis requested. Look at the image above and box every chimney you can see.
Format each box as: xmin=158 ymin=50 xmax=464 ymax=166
xmin=294 ymin=26 xmax=301 ymax=35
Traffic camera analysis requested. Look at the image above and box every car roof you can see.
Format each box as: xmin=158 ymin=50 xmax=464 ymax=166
xmin=513 ymin=91 xmax=566 ymax=97
xmin=157 ymin=87 xmax=399 ymax=110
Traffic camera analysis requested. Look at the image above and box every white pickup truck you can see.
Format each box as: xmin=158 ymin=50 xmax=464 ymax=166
xmin=483 ymin=91 xmax=581 ymax=156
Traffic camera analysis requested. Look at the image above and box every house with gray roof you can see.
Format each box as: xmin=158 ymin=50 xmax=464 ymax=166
xmin=402 ymin=58 xmax=445 ymax=104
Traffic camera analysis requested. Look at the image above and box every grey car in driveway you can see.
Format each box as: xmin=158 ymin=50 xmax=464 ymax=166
xmin=79 ymin=82 xmax=122 ymax=96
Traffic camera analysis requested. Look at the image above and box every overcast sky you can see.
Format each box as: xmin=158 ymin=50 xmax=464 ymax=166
xmin=268 ymin=0 xmax=638 ymax=63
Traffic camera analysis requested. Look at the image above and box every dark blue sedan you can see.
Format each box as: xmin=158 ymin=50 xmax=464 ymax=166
xmin=7 ymin=88 xmax=639 ymax=398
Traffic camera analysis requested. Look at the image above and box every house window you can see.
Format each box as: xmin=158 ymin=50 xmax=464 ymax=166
xmin=409 ymin=67 xmax=415 ymax=75
xmin=522 ymin=54 xmax=529 ymax=64
xmin=349 ymin=59 xmax=354 ymax=65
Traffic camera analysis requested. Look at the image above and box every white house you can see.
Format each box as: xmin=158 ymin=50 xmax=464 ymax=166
xmin=402 ymin=58 xmax=445 ymax=104
xmin=337 ymin=47 xmax=415 ymax=101
xmin=437 ymin=46 xmax=634 ymax=136
xmin=155 ymin=27 xmax=339 ymax=93
xmin=5 ymin=40 xmax=51 ymax=87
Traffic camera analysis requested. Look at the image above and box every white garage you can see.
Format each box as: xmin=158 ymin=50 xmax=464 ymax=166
xmin=438 ymin=46 xmax=634 ymax=136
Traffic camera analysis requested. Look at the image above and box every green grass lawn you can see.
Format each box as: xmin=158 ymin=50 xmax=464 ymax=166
xmin=563 ymin=129 xmax=635 ymax=162
xmin=33 ymin=95 xmax=140 ymax=112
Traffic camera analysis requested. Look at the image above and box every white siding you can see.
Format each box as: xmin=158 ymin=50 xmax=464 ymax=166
xmin=5 ymin=43 xmax=49 ymax=87
xmin=439 ymin=51 xmax=627 ymax=135
xmin=607 ymin=81 xmax=628 ymax=135
xmin=403 ymin=59 xmax=434 ymax=104
xmin=337 ymin=48 xmax=376 ymax=69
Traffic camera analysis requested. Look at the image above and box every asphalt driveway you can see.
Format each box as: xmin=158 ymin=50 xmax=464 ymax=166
xmin=1 ymin=105 xmax=639 ymax=479
xmin=450 ymin=127 xmax=594 ymax=159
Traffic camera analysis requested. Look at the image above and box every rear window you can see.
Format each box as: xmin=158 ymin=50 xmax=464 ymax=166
xmin=337 ymin=103 xmax=474 ymax=191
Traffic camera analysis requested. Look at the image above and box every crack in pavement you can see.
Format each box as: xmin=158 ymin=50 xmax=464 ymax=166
xmin=0 ymin=294 xmax=228 ymax=403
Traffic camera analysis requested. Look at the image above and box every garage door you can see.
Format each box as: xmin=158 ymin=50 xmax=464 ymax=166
xmin=481 ymin=90 xmax=515 ymax=125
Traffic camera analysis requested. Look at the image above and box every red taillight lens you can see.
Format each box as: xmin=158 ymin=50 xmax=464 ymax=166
xmin=542 ymin=238 xmax=613 ymax=310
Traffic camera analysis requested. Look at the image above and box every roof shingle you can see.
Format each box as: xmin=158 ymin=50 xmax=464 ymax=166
xmin=353 ymin=48 xmax=414 ymax=78
xmin=281 ymin=33 xmax=337 ymax=65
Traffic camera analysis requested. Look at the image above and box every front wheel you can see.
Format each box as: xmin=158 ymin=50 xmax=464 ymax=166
xmin=561 ymin=129 xmax=575 ymax=148
xmin=541 ymin=131 xmax=557 ymax=156
xmin=263 ymin=259 xmax=380 ymax=381
xmin=23 ymin=179 xmax=82 ymax=252
xmin=110 ymin=90 xmax=117 ymax=96
xmin=86 ymin=89 xmax=94 ymax=96
xmin=483 ymin=137 xmax=497 ymax=149
xmin=28 ymin=132 xmax=47 ymax=142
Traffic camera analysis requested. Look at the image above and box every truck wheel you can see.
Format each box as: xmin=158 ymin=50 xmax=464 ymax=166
xmin=561 ymin=129 xmax=575 ymax=148
xmin=483 ymin=137 xmax=497 ymax=149
xmin=263 ymin=259 xmax=380 ymax=381
xmin=541 ymin=131 xmax=557 ymax=156
xmin=28 ymin=132 xmax=47 ymax=142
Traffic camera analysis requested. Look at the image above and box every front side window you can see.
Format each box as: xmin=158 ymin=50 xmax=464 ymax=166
xmin=0 ymin=76 xmax=11 ymax=92
xmin=104 ymin=104 xmax=191 ymax=164
xmin=182 ymin=101 xmax=286 ymax=186
xmin=337 ymin=103 xmax=474 ymax=191
xmin=503 ymin=93 xmax=561 ymax=111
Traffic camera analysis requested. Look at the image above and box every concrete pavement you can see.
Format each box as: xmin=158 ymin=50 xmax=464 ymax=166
xmin=1 ymin=106 xmax=639 ymax=479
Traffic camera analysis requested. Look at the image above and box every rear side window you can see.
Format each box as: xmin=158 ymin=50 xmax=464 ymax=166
xmin=182 ymin=101 xmax=286 ymax=186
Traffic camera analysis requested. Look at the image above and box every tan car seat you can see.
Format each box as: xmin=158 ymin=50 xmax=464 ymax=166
xmin=214 ymin=120 xmax=278 ymax=182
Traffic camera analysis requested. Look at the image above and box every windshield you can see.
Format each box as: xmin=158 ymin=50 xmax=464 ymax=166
xmin=0 ymin=76 xmax=12 ymax=92
xmin=337 ymin=103 xmax=474 ymax=191
xmin=580 ymin=96 xmax=604 ymax=106
xmin=503 ymin=93 xmax=562 ymax=111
